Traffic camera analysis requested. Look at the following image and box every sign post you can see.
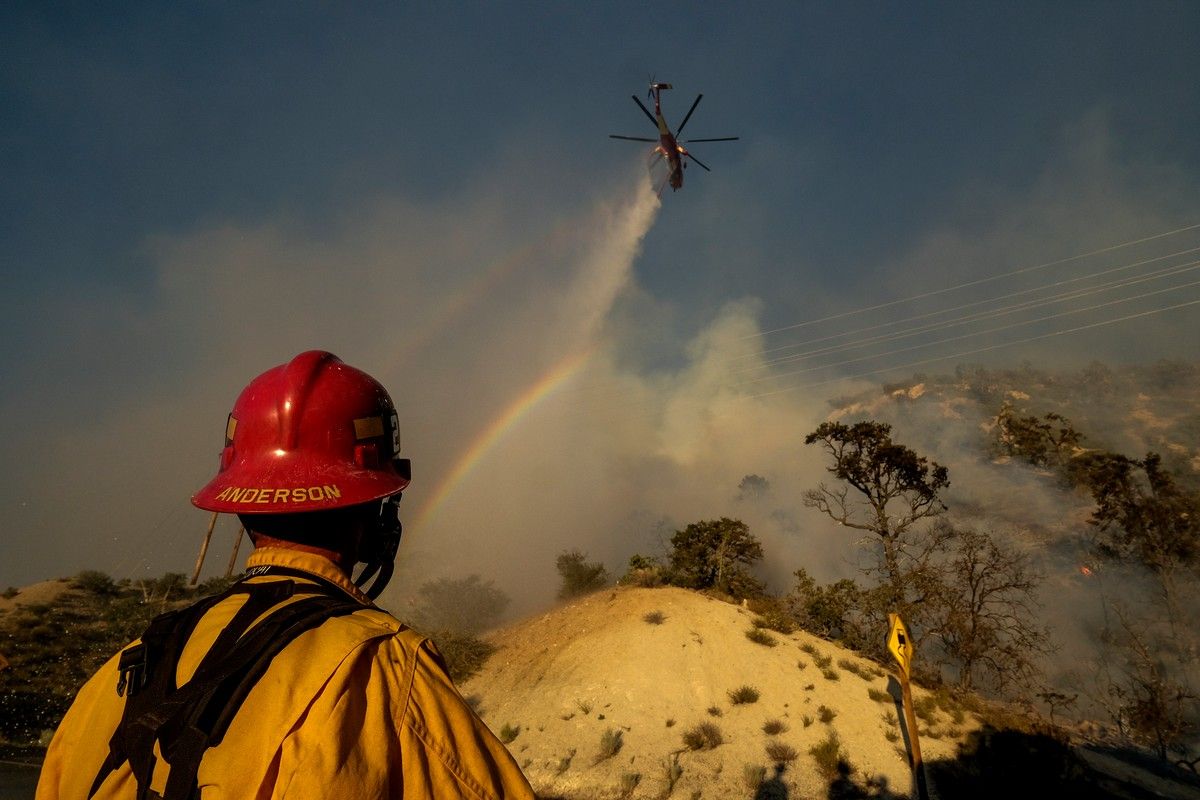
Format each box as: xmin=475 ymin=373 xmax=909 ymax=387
xmin=887 ymin=613 xmax=926 ymax=800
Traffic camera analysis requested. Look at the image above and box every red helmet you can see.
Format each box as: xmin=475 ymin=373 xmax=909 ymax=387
xmin=192 ymin=351 xmax=411 ymax=514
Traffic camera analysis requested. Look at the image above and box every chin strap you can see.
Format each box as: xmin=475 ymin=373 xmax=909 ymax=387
xmin=354 ymin=493 xmax=402 ymax=600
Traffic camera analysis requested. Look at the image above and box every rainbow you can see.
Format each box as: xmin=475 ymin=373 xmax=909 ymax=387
xmin=389 ymin=224 xmax=574 ymax=370
xmin=414 ymin=348 xmax=593 ymax=527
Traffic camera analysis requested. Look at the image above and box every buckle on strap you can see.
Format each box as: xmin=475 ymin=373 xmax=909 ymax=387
xmin=116 ymin=644 xmax=149 ymax=697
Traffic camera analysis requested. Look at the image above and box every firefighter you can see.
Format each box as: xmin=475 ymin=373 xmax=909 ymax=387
xmin=36 ymin=350 xmax=535 ymax=800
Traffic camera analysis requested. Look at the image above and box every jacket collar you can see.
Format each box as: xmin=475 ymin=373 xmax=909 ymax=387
xmin=244 ymin=547 xmax=372 ymax=605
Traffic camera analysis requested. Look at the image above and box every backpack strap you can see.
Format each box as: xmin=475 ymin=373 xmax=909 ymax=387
xmin=88 ymin=576 xmax=366 ymax=800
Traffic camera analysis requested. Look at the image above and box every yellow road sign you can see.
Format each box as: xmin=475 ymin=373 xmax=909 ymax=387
xmin=887 ymin=613 xmax=914 ymax=678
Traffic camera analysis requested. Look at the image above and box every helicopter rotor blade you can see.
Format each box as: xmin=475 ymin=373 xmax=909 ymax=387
xmin=675 ymin=94 xmax=703 ymax=136
xmin=609 ymin=135 xmax=657 ymax=142
xmin=684 ymin=151 xmax=711 ymax=172
xmin=631 ymin=95 xmax=658 ymax=128
xmin=682 ymin=137 xmax=740 ymax=143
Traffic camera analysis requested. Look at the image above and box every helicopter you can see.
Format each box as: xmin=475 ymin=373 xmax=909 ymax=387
xmin=609 ymin=82 xmax=739 ymax=193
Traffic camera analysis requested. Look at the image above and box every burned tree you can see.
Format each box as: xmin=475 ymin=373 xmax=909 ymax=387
xmin=928 ymin=522 xmax=1050 ymax=693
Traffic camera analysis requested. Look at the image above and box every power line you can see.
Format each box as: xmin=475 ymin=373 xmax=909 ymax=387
xmin=555 ymin=223 xmax=1200 ymax=422
xmin=745 ymin=259 xmax=1200 ymax=374
xmin=742 ymin=298 xmax=1200 ymax=401
xmin=740 ymin=277 xmax=1200 ymax=387
xmin=739 ymin=244 xmax=1200 ymax=365
xmin=743 ymin=221 xmax=1200 ymax=340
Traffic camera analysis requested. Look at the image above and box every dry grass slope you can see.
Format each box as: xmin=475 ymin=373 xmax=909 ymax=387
xmin=461 ymin=586 xmax=977 ymax=799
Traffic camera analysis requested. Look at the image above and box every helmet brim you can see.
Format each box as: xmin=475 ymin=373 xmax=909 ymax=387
xmin=192 ymin=458 xmax=410 ymax=513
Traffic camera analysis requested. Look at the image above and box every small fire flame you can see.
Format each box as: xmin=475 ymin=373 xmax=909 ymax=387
xmin=1079 ymin=565 xmax=1093 ymax=577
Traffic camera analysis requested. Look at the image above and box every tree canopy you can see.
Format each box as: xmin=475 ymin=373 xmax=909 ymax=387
xmin=804 ymin=420 xmax=950 ymax=593
xmin=668 ymin=517 xmax=764 ymax=599
xmin=555 ymin=550 xmax=609 ymax=600
xmin=407 ymin=574 xmax=510 ymax=636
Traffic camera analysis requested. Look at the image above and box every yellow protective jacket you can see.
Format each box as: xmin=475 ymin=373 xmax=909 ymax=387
xmin=36 ymin=548 xmax=535 ymax=800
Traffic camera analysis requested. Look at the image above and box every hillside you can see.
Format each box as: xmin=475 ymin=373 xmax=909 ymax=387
xmin=463 ymin=585 xmax=1200 ymax=799
xmin=831 ymin=361 xmax=1200 ymax=488
xmin=464 ymin=586 xmax=974 ymax=799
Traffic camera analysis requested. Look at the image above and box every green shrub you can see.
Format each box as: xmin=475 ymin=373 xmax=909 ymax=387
xmin=762 ymin=719 xmax=788 ymax=735
xmin=556 ymin=749 xmax=575 ymax=774
xmin=618 ymin=772 xmax=640 ymax=798
xmin=914 ymin=695 xmax=939 ymax=726
xmin=809 ymin=730 xmax=849 ymax=781
xmin=594 ymin=729 xmax=623 ymax=763
xmin=746 ymin=596 xmax=798 ymax=634
xmin=71 ymin=570 xmax=119 ymax=596
xmin=643 ymin=610 xmax=666 ymax=624
xmin=556 ymin=549 xmax=610 ymax=599
xmin=426 ymin=630 xmax=497 ymax=683
xmin=745 ymin=628 xmax=777 ymax=647
xmin=727 ymin=685 xmax=760 ymax=705
xmin=623 ymin=554 xmax=666 ymax=587
xmin=499 ymin=723 xmax=520 ymax=744
xmin=665 ymin=718 xmax=676 ymax=727
xmin=813 ymin=652 xmax=833 ymax=669
xmin=818 ymin=705 xmax=837 ymax=724
xmin=766 ymin=741 xmax=799 ymax=764
xmin=743 ymin=764 xmax=767 ymax=791
xmin=682 ymin=722 xmax=724 ymax=750
xmin=867 ymin=688 xmax=892 ymax=704
xmin=707 ymin=706 xmax=722 ymax=717
xmin=837 ymin=658 xmax=875 ymax=680
xmin=821 ymin=667 xmax=840 ymax=681
xmin=802 ymin=715 xmax=814 ymax=728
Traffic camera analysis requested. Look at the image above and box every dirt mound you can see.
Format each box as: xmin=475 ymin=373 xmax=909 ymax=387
xmin=0 ymin=579 xmax=72 ymax=615
xmin=462 ymin=586 xmax=977 ymax=799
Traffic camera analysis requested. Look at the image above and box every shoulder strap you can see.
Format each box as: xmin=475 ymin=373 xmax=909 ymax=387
xmin=89 ymin=576 xmax=365 ymax=800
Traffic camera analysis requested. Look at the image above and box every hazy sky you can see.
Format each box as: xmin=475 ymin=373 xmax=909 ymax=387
xmin=2 ymin=3 xmax=1199 ymax=610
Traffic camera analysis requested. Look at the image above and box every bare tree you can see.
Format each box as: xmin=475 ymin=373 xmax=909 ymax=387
xmin=926 ymin=522 xmax=1050 ymax=693
xmin=1101 ymin=604 xmax=1198 ymax=762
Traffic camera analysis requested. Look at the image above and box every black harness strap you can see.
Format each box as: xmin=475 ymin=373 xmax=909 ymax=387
xmin=89 ymin=576 xmax=366 ymax=800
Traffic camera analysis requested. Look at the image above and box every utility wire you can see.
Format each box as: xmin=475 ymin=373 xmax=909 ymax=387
xmin=555 ymin=224 xmax=1200 ymax=421
xmin=740 ymin=277 xmax=1200 ymax=387
xmin=739 ymin=245 xmax=1200 ymax=364
xmin=742 ymin=298 xmax=1200 ymax=400
xmin=743 ymin=259 xmax=1200 ymax=374
xmin=562 ymin=289 xmax=1200 ymax=425
xmin=743 ymin=221 xmax=1200 ymax=340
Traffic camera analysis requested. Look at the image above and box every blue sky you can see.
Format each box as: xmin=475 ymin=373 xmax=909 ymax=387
xmin=2 ymin=3 xmax=1199 ymax=597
